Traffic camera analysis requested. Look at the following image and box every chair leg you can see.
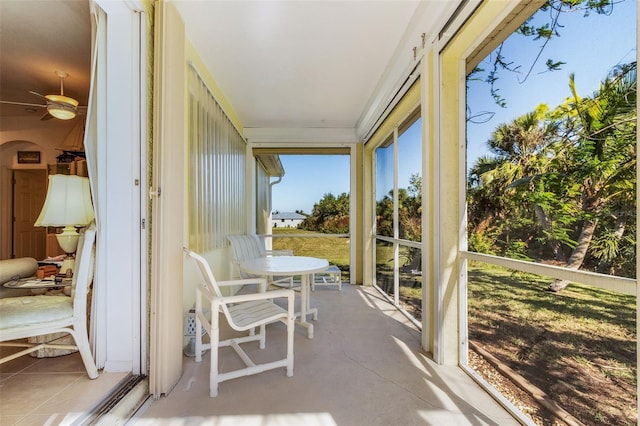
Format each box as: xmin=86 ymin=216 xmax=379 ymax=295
xmin=195 ymin=314 xmax=203 ymax=363
xmin=69 ymin=326 xmax=99 ymax=379
xmin=209 ymin=326 xmax=219 ymax=397
xmin=195 ymin=291 xmax=203 ymax=362
xmin=286 ymin=313 xmax=294 ymax=377
xmin=259 ymin=324 xmax=266 ymax=349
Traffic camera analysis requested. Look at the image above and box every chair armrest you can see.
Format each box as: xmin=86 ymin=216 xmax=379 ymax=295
xmin=220 ymin=288 xmax=295 ymax=305
xmin=218 ymin=277 xmax=268 ymax=292
xmin=198 ymin=283 xmax=291 ymax=304
xmin=216 ymin=278 xmax=267 ymax=288
xmin=265 ymin=250 xmax=293 ymax=256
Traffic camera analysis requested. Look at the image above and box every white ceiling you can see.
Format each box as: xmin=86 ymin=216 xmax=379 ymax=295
xmin=175 ymin=0 xmax=458 ymax=141
xmin=1 ymin=0 xmax=458 ymax=143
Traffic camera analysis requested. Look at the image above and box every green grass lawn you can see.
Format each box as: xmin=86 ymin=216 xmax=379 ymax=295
xmin=272 ymin=228 xmax=350 ymax=280
xmin=467 ymin=262 xmax=636 ymax=425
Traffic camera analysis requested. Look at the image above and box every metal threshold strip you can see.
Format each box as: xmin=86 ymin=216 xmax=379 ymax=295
xmin=73 ymin=374 xmax=149 ymax=425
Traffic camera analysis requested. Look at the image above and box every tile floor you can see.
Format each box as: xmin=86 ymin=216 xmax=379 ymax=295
xmin=0 ymin=344 xmax=127 ymax=425
xmin=130 ymin=284 xmax=521 ymax=426
xmin=1 ymin=284 xmax=524 ymax=425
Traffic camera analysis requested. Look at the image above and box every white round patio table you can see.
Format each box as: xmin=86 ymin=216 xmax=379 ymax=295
xmin=240 ymin=256 xmax=329 ymax=338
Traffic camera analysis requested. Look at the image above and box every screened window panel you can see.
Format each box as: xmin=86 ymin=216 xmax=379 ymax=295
xmin=375 ymin=141 xmax=394 ymax=238
xmin=397 ymin=118 xmax=422 ymax=242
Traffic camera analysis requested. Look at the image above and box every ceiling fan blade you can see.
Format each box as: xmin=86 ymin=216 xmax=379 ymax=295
xmin=0 ymin=100 xmax=46 ymax=108
xmin=40 ymin=111 xmax=53 ymax=121
xmin=29 ymin=90 xmax=47 ymax=99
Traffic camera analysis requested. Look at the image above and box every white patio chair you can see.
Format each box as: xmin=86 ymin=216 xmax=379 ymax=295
xmin=228 ymin=234 xmax=295 ymax=288
xmin=312 ymin=265 xmax=342 ymax=291
xmin=0 ymin=223 xmax=98 ymax=379
xmin=184 ymin=247 xmax=295 ymax=397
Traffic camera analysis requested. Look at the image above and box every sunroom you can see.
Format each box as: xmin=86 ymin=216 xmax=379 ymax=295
xmin=0 ymin=0 xmax=635 ymax=424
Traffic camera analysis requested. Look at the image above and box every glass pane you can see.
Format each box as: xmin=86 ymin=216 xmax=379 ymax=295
xmin=398 ymin=118 xmax=422 ymax=242
xmin=468 ymin=261 xmax=635 ymax=425
xmin=399 ymin=244 xmax=422 ymax=321
xmin=375 ymin=142 xmax=394 ymax=237
xmin=375 ymin=239 xmax=394 ymax=295
xmin=465 ymin=2 xmax=636 ymax=279
xmin=464 ymin=2 xmax=636 ymax=422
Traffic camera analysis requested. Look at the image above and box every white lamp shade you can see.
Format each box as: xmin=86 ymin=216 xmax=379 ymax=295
xmin=35 ymin=175 xmax=95 ymax=227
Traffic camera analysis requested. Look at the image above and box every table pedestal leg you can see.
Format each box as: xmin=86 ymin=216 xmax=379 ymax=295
xmin=295 ymin=274 xmax=317 ymax=338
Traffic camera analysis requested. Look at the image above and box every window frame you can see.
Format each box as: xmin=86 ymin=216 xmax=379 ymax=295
xmin=371 ymin=103 xmax=423 ymax=326
xmin=437 ymin=0 xmax=637 ymax=422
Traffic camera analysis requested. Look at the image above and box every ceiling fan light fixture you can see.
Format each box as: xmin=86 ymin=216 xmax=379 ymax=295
xmin=46 ymin=94 xmax=78 ymax=120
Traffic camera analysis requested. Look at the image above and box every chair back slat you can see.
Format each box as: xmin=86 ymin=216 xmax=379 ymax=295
xmin=250 ymin=235 xmax=268 ymax=257
xmin=184 ymin=248 xmax=234 ymax=328
xmin=227 ymin=235 xmax=295 ymax=287
xmin=184 ymin=248 xmax=223 ymax=299
xmin=183 ymin=247 xmax=231 ymax=319
xmin=228 ymin=235 xmax=265 ymax=279
xmin=228 ymin=235 xmax=263 ymax=261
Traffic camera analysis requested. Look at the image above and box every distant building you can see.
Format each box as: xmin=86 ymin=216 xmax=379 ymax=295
xmin=272 ymin=212 xmax=306 ymax=228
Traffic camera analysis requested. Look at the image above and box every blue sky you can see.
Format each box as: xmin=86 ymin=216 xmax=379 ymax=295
xmin=466 ymin=0 xmax=636 ymax=167
xmin=273 ymin=155 xmax=350 ymax=213
xmin=273 ymin=0 xmax=636 ymax=214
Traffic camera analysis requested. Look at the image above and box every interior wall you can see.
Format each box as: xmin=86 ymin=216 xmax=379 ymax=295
xmin=0 ymin=128 xmax=79 ymax=259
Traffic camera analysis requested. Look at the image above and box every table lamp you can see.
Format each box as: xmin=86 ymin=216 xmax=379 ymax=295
xmin=35 ymin=175 xmax=95 ymax=275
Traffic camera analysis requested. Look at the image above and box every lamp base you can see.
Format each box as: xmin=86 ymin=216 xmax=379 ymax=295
xmin=56 ymin=227 xmax=80 ymax=254
xmin=183 ymin=338 xmax=195 ymax=357
xmin=183 ymin=338 xmax=207 ymax=357
xmin=60 ymin=256 xmax=75 ymax=277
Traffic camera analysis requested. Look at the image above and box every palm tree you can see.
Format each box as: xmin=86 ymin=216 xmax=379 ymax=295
xmin=468 ymin=104 xmax=566 ymax=258
xmin=547 ymin=62 xmax=637 ymax=291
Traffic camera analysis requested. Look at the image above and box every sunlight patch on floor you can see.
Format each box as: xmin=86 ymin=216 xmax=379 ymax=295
xmin=131 ymin=412 xmax=337 ymax=426
xmin=417 ymin=410 xmax=484 ymax=425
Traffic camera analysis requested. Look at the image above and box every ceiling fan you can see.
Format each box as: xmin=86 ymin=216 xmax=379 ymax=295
xmin=0 ymin=70 xmax=86 ymax=120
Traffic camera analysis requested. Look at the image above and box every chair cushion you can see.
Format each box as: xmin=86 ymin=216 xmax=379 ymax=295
xmin=0 ymin=296 xmax=72 ymax=329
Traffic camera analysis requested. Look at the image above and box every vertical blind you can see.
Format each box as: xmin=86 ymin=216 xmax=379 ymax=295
xmin=187 ymin=65 xmax=247 ymax=251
